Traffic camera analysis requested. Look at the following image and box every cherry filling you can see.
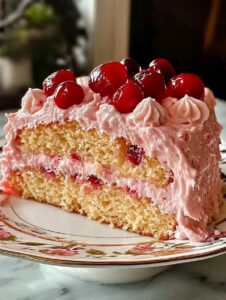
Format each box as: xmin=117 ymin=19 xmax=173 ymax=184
xmin=71 ymin=151 xmax=81 ymax=161
xmin=167 ymin=170 xmax=174 ymax=184
xmin=41 ymin=167 xmax=56 ymax=178
xmin=15 ymin=134 xmax=21 ymax=146
xmin=72 ymin=174 xmax=103 ymax=189
xmin=126 ymin=145 xmax=144 ymax=165
xmin=87 ymin=175 xmax=103 ymax=188
xmin=125 ymin=187 xmax=140 ymax=199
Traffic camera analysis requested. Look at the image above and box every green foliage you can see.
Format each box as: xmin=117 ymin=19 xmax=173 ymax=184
xmin=0 ymin=0 xmax=80 ymax=86
xmin=25 ymin=2 xmax=57 ymax=26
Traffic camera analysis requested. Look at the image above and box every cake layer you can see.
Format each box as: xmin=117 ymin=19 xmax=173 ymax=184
xmin=9 ymin=167 xmax=176 ymax=239
xmin=18 ymin=121 xmax=169 ymax=187
xmin=1 ymin=152 xmax=170 ymax=205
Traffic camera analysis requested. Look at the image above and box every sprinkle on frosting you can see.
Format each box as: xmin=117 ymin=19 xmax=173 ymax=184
xmin=166 ymin=94 xmax=210 ymax=125
xmin=127 ymin=97 xmax=167 ymax=127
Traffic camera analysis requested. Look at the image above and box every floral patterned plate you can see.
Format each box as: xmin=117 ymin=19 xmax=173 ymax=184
xmin=0 ymin=146 xmax=225 ymax=269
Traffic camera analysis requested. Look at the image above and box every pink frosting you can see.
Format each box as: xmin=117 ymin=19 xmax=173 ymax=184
xmin=127 ymin=98 xmax=167 ymax=127
xmin=161 ymin=96 xmax=178 ymax=110
xmin=21 ymin=88 xmax=47 ymax=114
xmin=77 ymin=76 xmax=94 ymax=103
xmin=204 ymin=87 xmax=216 ymax=109
xmin=0 ymin=81 xmax=223 ymax=242
xmin=165 ymin=94 xmax=210 ymax=125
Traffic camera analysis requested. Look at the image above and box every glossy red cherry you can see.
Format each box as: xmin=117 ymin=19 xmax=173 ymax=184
xmin=167 ymin=73 xmax=204 ymax=100
xmin=120 ymin=58 xmax=140 ymax=77
xmin=111 ymin=79 xmax=144 ymax=113
xmin=54 ymin=81 xmax=84 ymax=109
xmin=43 ymin=69 xmax=76 ymax=96
xmin=89 ymin=62 xmax=127 ymax=97
xmin=134 ymin=70 xmax=165 ymax=100
xmin=126 ymin=145 xmax=144 ymax=165
xmin=149 ymin=58 xmax=175 ymax=83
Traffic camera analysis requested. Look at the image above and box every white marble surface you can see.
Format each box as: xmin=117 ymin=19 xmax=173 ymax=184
xmin=0 ymin=255 xmax=225 ymax=300
xmin=0 ymin=99 xmax=226 ymax=299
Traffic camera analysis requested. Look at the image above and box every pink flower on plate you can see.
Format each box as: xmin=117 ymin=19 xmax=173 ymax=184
xmin=129 ymin=244 xmax=154 ymax=254
xmin=40 ymin=247 xmax=78 ymax=256
xmin=0 ymin=229 xmax=12 ymax=239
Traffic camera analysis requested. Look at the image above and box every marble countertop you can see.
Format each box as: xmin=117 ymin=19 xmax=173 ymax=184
xmin=0 ymin=99 xmax=226 ymax=300
xmin=0 ymin=254 xmax=225 ymax=300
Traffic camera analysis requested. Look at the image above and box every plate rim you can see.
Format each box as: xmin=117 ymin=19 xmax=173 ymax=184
xmin=0 ymin=244 xmax=225 ymax=268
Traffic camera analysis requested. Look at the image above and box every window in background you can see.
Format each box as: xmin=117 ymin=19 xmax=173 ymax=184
xmin=0 ymin=0 xmax=88 ymax=109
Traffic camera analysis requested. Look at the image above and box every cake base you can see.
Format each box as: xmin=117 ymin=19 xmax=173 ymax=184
xmin=9 ymin=167 xmax=176 ymax=239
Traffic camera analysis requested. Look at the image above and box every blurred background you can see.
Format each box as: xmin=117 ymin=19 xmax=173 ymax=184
xmin=0 ymin=0 xmax=225 ymax=109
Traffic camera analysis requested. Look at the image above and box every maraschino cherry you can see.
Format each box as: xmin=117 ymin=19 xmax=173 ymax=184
xmin=43 ymin=69 xmax=76 ymax=97
xmin=111 ymin=79 xmax=144 ymax=113
xmin=126 ymin=145 xmax=144 ymax=165
xmin=89 ymin=62 xmax=127 ymax=97
xmin=54 ymin=81 xmax=84 ymax=109
xmin=134 ymin=70 xmax=165 ymax=101
xmin=167 ymin=73 xmax=204 ymax=100
xmin=148 ymin=58 xmax=175 ymax=83
xmin=121 ymin=58 xmax=140 ymax=77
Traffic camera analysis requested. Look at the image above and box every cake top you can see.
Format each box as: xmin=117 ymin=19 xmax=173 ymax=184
xmin=21 ymin=57 xmax=215 ymax=129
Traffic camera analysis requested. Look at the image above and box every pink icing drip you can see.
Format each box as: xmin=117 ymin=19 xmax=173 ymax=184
xmin=0 ymin=80 xmax=223 ymax=242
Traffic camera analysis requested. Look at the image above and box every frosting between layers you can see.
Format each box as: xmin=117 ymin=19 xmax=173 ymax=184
xmin=0 ymin=152 xmax=172 ymax=206
xmin=0 ymin=79 xmax=223 ymax=242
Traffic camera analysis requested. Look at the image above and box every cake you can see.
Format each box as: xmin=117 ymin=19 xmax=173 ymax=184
xmin=0 ymin=58 xmax=223 ymax=242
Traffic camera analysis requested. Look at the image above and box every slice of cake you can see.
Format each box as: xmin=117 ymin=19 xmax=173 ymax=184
xmin=0 ymin=58 xmax=223 ymax=242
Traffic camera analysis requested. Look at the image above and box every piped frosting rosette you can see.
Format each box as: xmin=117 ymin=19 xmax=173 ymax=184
xmin=127 ymin=97 xmax=167 ymax=127
xmin=163 ymin=94 xmax=210 ymax=125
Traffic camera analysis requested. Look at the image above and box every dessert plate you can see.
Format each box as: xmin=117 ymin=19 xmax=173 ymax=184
xmin=0 ymin=146 xmax=225 ymax=283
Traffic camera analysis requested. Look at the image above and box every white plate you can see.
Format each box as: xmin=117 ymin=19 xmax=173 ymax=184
xmin=0 ymin=146 xmax=225 ymax=283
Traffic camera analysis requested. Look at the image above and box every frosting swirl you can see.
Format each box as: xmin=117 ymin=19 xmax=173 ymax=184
xmin=21 ymin=88 xmax=46 ymax=114
xmin=167 ymin=95 xmax=210 ymax=125
xmin=96 ymin=103 xmax=125 ymax=136
xmin=127 ymin=97 xmax=167 ymax=127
